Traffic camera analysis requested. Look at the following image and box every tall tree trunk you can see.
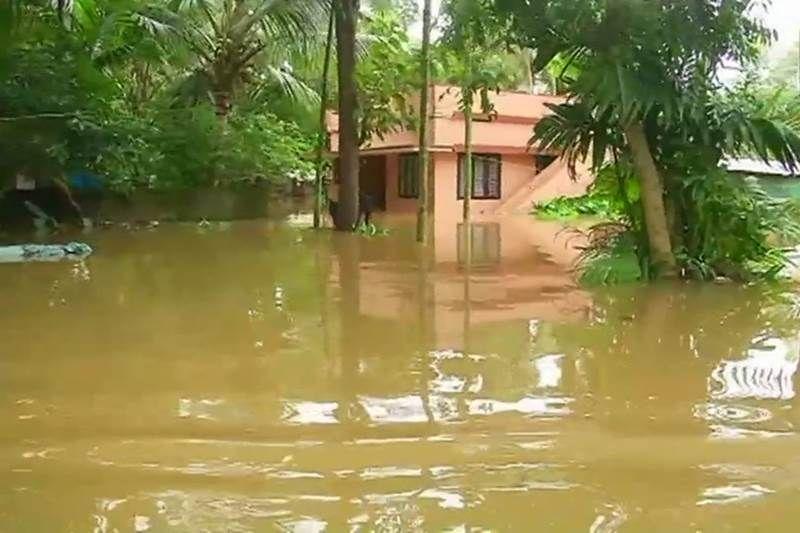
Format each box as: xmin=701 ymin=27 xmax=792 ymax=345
xmin=624 ymin=122 xmax=678 ymax=278
xmin=523 ymin=48 xmax=534 ymax=93
xmin=213 ymin=87 xmax=233 ymax=118
xmin=461 ymin=87 xmax=474 ymax=334
xmin=462 ymin=238 xmax=472 ymax=353
xmin=416 ymin=0 xmax=433 ymax=244
xmin=314 ymin=6 xmax=336 ymax=229
xmin=334 ymin=0 xmax=360 ymax=231
xmin=462 ymin=89 xmax=474 ymax=223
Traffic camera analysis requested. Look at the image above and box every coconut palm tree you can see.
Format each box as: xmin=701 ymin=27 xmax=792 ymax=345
xmin=313 ymin=5 xmax=336 ymax=229
xmin=334 ymin=0 xmax=361 ymax=230
xmin=168 ymin=0 xmax=327 ymax=117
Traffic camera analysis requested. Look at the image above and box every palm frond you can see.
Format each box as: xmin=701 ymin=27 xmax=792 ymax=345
xmin=250 ymin=65 xmax=320 ymax=107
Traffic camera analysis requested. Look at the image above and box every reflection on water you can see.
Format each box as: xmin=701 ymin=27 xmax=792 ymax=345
xmin=710 ymin=335 xmax=800 ymax=400
xmin=2 ymin=214 xmax=800 ymax=530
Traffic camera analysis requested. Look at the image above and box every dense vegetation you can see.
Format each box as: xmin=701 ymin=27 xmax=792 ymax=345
xmin=498 ymin=0 xmax=800 ymax=282
xmin=0 ymin=1 xmax=329 ymax=191
xmin=3 ymin=0 xmax=800 ymax=284
xmin=0 ymin=0 xmax=431 ymax=194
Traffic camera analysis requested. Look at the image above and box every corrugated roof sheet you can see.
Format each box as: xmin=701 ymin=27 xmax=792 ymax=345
xmin=723 ymin=158 xmax=797 ymax=177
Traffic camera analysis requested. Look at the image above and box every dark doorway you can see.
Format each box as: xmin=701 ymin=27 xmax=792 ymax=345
xmin=359 ymin=156 xmax=387 ymax=210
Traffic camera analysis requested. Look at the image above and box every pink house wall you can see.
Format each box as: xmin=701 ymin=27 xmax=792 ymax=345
xmin=432 ymin=153 xmax=535 ymax=218
xmin=370 ymin=149 xmax=590 ymax=219
xmin=432 ymin=119 xmax=538 ymax=150
xmin=327 ymin=86 xmax=565 ymax=154
xmin=327 ymin=85 xmax=594 ymax=217
xmin=432 ymin=85 xmax=563 ymax=121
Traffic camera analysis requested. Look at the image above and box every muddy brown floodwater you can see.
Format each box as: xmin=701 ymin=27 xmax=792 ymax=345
xmin=1 ymin=213 xmax=800 ymax=532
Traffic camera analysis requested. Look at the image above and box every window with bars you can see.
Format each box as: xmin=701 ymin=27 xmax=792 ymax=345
xmin=457 ymin=154 xmax=501 ymax=199
xmin=398 ymin=154 xmax=419 ymax=198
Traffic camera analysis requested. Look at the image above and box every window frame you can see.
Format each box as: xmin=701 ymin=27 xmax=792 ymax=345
xmin=398 ymin=153 xmax=420 ymax=199
xmin=457 ymin=153 xmax=502 ymax=200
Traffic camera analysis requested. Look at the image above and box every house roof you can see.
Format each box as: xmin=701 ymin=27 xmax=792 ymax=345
xmin=724 ymin=158 xmax=797 ymax=177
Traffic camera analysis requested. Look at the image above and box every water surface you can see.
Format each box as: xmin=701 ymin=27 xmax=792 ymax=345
xmin=1 ymin=214 xmax=799 ymax=531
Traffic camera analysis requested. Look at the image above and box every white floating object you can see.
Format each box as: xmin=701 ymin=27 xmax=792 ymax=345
xmin=0 ymin=242 xmax=93 ymax=263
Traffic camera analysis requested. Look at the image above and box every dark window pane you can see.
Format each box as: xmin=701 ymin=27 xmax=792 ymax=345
xmin=458 ymin=154 xmax=501 ymax=200
xmin=399 ymin=154 xmax=419 ymax=198
xmin=486 ymin=156 xmax=500 ymax=198
xmin=457 ymin=155 xmax=468 ymax=199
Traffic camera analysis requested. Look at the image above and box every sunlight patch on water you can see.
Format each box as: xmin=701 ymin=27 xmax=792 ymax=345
xmin=533 ymin=354 xmax=565 ymax=389
xmin=177 ymin=398 xmax=226 ymax=420
xmin=276 ymin=517 xmax=327 ymax=532
xmin=467 ymin=396 xmax=572 ymax=417
xmin=707 ymin=425 xmax=793 ymax=440
xmin=697 ymin=484 xmax=774 ymax=506
xmin=359 ymin=396 xmax=429 ymax=424
xmin=427 ymin=394 xmax=460 ymax=422
xmin=360 ymin=466 xmax=423 ymax=481
xmin=418 ymin=488 xmax=465 ymax=509
xmin=282 ymin=401 xmax=339 ymax=425
xmin=710 ymin=335 xmax=800 ymax=400
xmin=589 ymin=504 xmax=628 ymax=533
xmin=693 ymin=403 xmax=773 ymax=424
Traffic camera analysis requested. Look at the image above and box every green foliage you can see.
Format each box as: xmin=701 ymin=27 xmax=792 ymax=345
xmin=577 ymin=228 xmax=643 ymax=286
xmin=534 ymin=194 xmax=618 ymax=220
xmin=354 ymin=222 xmax=390 ymax=237
xmin=357 ymin=8 xmax=418 ymax=145
xmin=0 ymin=0 xmax=321 ymax=195
xmin=534 ymin=163 xmax=639 ymax=221
xmin=438 ymin=0 xmax=516 ymax=106
xmin=0 ymin=8 xmax=111 ymax=182
xmin=555 ymin=163 xmax=800 ymax=284
xmin=167 ymin=0 xmax=325 ymax=114
xmin=95 ymin=105 xmax=315 ymax=192
xmin=569 ymin=168 xmax=800 ymax=284
xmin=560 ymin=221 xmax=645 ymax=285
xmin=498 ymin=0 xmax=800 ymax=282
xmin=674 ymin=172 xmax=800 ymax=281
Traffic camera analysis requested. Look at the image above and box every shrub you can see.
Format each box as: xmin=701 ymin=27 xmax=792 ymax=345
xmin=532 ymin=163 xmax=639 ymax=221
xmin=674 ymin=172 xmax=800 ymax=281
xmin=94 ymin=105 xmax=315 ymax=193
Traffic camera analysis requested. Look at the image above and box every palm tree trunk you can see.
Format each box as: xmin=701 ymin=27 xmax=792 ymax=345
xmin=523 ymin=48 xmax=534 ymax=93
xmin=213 ymin=89 xmax=232 ymax=118
xmin=462 ymin=87 xmax=474 ymax=315
xmin=415 ymin=0 xmax=433 ymax=244
xmin=334 ymin=0 xmax=360 ymax=231
xmin=462 ymin=241 xmax=472 ymax=352
xmin=462 ymin=89 xmax=474 ymax=222
xmin=314 ymin=6 xmax=336 ymax=229
xmin=624 ymin=122 xmax=678 ymax=278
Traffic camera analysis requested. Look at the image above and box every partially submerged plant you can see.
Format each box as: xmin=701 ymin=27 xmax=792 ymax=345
xmin=564 ymin=222 xmax=644 ymax=286
xmin=354 ymin=222 xmax=389 ymax=237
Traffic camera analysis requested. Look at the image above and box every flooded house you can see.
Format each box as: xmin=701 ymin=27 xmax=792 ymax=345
xmin=326 ymin=85 xmax=593 ymax=220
